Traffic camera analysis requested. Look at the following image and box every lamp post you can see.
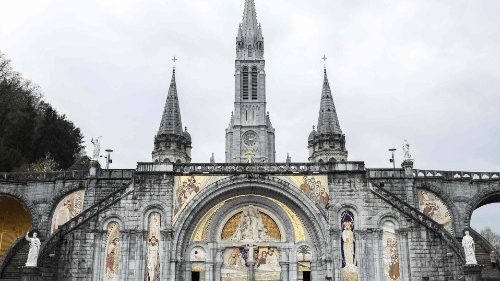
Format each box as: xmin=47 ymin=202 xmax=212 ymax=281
xmin=389 ymin=148 xmax=396 ymax=171
xmin=105 ymin=149 xmax=113 ymax=169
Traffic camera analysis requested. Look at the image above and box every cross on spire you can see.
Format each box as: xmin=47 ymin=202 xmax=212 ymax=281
xmin=322 ymin=54 xmax=327 ymax=68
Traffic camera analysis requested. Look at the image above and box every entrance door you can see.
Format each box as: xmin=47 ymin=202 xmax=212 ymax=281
xmin=302 ymin=271 xmax=311 ymax=281
xmin=192 ymin=272 xmax=200 ymax=281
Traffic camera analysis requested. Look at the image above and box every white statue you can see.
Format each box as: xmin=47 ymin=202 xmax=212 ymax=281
xmin=91 ymin=137 xmax=101 ymax=161
xmin=25 ymin=231 xmax=41 ymax=267
xmin=462 ymin=231 xmax=478 ymax=265
xmin=402 ymin=139 xmax=411 ymax=160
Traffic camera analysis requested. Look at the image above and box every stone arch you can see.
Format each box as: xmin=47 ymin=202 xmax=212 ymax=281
xmin=0 ymin=191 xmax=39 ymax=229
xmin=141 ymin=203 xmax=165 ymax=230
xmin=172 ymin=175 xmax=329 ymax=265
xmin=463 ymin=186 xmax=500 ymax=230
xmin=414 ymin=184 xmax=458 ymax=234
xmin=0 ymin=194 xmax=33 ymax=258
xmin=47 ymin=181 xmax=86 ymax=214
xmin=376 ymin=213 xmax=402 ymax=229
xmin=207 ymin=195 xmax=294 ymax=243
xmin=185 ymin=243 xmax=208 ymax=262
xmin=49 ymin=186 xmax=86 ymax=234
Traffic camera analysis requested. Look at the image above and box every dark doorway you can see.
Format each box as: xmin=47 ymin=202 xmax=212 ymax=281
xmin=191 ymin=272 xmax=200 ymax=281
xmin=303 ymin=271 xmax=311 ymax=281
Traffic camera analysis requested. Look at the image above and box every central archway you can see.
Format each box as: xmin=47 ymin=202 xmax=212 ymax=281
xmin=172 ymin=175 xmax=329 ymax=280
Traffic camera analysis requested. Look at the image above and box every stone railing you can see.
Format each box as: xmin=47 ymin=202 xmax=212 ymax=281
xmin=136 ymin=162 xmax=366 ymax=174
xmin=0 ymin=237 xmax=26 ymax=276
xmin=96 ymin=169 xmax=135 ymax=179
xmin=369 ymin=182 xmax=465 ymax=262
xmin=0 ymin=170 xmax=88 ymax=182
xmin=413 ymin=169 xmax=500 ymax=181
xmin=367 ymin=169 xmax=406 ymax=178
xmin=39 ymin=183 xmax=135 ymax=264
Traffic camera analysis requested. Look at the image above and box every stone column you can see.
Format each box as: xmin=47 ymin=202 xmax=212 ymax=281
xmin=463 ymin=264 xmax=482 ymax=281
xmin=214 ymin=248 xmax=223 ymax=281
xmin=247 ymin=261 xmax=256 ymax=281
xmin=20 ymin=267 xmax=41 ymax=281
xmin=280 ymin=262 xmax=289 ymax=281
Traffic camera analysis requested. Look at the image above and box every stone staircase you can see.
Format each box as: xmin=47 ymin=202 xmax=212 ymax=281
xmin=369 ymin=182 xmax=465 ymax=261
xmin=468 ymin=228 xmax=500 ymax=281
xmin=0 ymin=239 xmax=29 ymax=281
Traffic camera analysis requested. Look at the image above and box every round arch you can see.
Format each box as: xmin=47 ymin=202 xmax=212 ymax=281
xmin=464 ymin=188 xmax=500 ymax=229
xmin=414 ymin=184 xmax=458 ymax=234
xmin=172 ymin=175 xmax=329 ymax=266
xmin=0 ymin=195 xmax=33 ymax=257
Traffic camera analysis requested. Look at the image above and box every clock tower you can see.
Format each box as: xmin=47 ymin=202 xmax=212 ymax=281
xmin=225 ymin=0 xmax=276 ymax=163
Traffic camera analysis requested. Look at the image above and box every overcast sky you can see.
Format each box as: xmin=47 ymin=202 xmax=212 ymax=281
xmin=1 ymin=0 xmax=499 ymax=231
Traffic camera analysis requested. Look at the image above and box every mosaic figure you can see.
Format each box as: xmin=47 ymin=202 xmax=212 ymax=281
xmin=221 ymin=248 xmax=247 ymax=281
xmin=25 ymin=231 xmax=41 ymax=267
xmin=230 ymin=205 xmax=269 ymax=242
xmin=51 ymin=190 xmax=85 ymax=233
xmin=382 ymin=221 xmax=400 ymax=281
xmin=255 ymin=247 xmax=281 ymax=281
xmin=104 ymin=222 xmax=120 ymax=281
xmin=279 ymin=175 xmax=330 ymax=208
xmin=145 ymin=213 xmax=161 ymax=281
xmin=416 ymin=190 xmax=453 ymax=234
xmin=341 ymin=211 xmax=358 ymax=281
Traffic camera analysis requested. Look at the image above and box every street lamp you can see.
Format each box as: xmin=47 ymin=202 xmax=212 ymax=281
xmin=105 ymin=149 xmax=113 ymax=169
xmin=389 ymin=148 xmax=396 ymax=170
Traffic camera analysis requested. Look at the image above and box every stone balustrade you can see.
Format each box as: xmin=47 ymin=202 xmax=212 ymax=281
xmin=413 ymin=169 xmax=500 ymax=181
xmin=136 ymin=161 xmax=366 ymax=174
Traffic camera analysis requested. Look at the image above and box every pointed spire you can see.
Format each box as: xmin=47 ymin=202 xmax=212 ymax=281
xmin=317 ymin=67 xmax=342 ymax=135
xmin=241 ymin=0 xmax=259 ymax=40
xmin=158 ymin=67 xmax=183 ymax=135
xmin=236 ymin=0 xmax=264 ymax=60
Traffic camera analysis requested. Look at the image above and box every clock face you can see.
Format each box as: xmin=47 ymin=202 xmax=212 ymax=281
xmin=243 ymin=130 xmax=258 ymax=147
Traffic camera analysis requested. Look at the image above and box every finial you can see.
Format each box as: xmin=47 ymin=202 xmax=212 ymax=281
xmin=312 ymin=125 xmax=315 ymax=131
xmin=184 ymin=126 xmax=187 ymax=132
xmin=172 ymin=56 xmax=177 ymax=71
xmin=322 ymin=54 xmax=327 ymax=70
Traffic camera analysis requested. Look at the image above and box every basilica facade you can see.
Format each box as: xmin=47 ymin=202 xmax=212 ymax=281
xmin=1 ymin=1 xmax=500 ymax=281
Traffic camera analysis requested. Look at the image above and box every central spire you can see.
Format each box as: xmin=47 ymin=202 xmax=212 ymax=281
xmin=236 ymin=0 xmax=264 ymax=60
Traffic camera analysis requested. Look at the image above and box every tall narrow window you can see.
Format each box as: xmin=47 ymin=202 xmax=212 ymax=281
xmin=251 ymin=67 xmax=258 ymax=100
xmin=242 ymin=67 xmax=249 ymax=100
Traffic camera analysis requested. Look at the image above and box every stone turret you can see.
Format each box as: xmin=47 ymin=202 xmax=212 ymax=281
xmin=152 ymin=68 xmax=192 ymax=163
xmin=308 ymin=67 xmax=347 ymax=163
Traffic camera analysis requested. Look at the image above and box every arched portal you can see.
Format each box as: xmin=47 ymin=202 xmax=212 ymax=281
xmin=172 ymin=175 xmax=329 ymax=281
xmin=0 ymin=196 xmax=32 ymax=258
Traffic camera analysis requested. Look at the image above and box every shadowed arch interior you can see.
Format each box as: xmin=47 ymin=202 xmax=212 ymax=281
xmin=0 ymin=196 xmax=32 ymax=257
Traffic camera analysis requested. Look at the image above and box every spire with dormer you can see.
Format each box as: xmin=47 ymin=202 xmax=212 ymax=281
xmin=236 ymin=0 xmax=264 ymax=60
xmin=158 ymin=69 xmax=183 ymax=135
xmin=152 ymin=67 xmax=192 ymax=163
xmin=317 ymin=68 xmax=342 ymax=135
xmin=226 ymin=0 xmax=275 ymax=163
xmin=308 ymin=66 xmax=347 ymax=163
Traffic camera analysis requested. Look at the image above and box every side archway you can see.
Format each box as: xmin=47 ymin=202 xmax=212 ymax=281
xmin=0 ymin=195 xmax=32 ymax=258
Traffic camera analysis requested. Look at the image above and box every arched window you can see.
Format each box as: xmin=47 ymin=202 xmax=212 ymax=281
xmin=242 ymin=67 xmax=249 ymax=100
xmin=251 ymin=67 xmax=258 ymax=100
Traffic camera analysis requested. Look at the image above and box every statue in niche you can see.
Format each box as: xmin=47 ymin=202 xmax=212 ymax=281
xmin=462 ymin=231 xmax=478 ymax=265
xmin=145 ymin=235 xmax=160 ymax=281
xmin=231 ymin=205 xmax=269 ymax=242
xmin=25 ymin=231 xmax=41 ymax=267
xmin=341 ymin=211 xmax=358 ymax=281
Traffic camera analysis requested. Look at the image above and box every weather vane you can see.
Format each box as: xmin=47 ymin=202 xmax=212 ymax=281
xmin=322 ymin=54 xmax=327 ymax=68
